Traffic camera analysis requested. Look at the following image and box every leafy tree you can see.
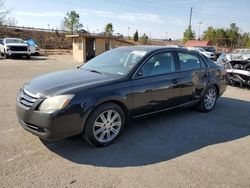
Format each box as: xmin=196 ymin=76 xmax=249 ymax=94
xmin=215 ymin=28 xmax=227 ymax=46
xmin=105 ymin=23 xmax=114 ymax=36
xmin=140 ymin=33 xmax=149 ymax=44
xmin=63 ymin=10 xmax=83 ymax=34
xmin=203 ymin=26 xmax=216 ymax=42
xmin=240 ymin=33 xmax=250 ymax=47
xmin=226 ymin=23 xmax=240 ymax=47
xmin=202 ymin=23 xmax=242 ymax=47
xmin=133 ymin=30 xmax=139 ymax=41
xmin=183 ymin=26 xmax=196 ymax=42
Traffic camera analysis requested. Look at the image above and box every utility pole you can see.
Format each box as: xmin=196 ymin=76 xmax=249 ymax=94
xmin=128 ymin=27 xmax=130 ymax=39
xmin=188 ymin=7 xmax=193 ymax=28
xmin=188 ymin=7 xmax=193 ymax=41
xmin=198 ymin=21 xmax=202 ymax=40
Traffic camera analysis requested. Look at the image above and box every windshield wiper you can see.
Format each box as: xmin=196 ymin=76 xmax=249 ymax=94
xmin=90 ymin=69 xmax=103 ymax=74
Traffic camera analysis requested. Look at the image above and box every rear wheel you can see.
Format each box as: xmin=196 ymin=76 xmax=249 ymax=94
xmin=83 ymin=103 xmax=125 ymax=147
xmin=197 ymin=85 xmax=218 ymax=112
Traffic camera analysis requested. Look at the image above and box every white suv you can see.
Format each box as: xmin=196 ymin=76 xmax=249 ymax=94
xmin=0 ymin=38 xmax=31 ymax=59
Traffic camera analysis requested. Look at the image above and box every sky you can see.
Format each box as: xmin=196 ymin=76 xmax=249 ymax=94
xmin=4 ymin=0 xmax=250 ymax=39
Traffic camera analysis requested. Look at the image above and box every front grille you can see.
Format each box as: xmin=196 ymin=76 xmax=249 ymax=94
xmin=9 ymin=46 xmax=28 ymax=51
xmin=18 ymin=89 xmax=39 ymax=109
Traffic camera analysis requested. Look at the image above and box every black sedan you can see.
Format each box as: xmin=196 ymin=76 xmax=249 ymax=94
xmin=16 ymin=46 xmax=227 ymax=146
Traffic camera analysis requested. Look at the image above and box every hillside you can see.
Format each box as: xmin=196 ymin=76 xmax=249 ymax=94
xmin=0 ymin=25 xmax=72 ymax=49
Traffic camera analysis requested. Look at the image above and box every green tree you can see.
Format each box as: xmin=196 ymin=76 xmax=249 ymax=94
xmin=183 ymin=26 xmax=196 ymax=42
xmin=133 ymin=30 xmax=139 ymax=41
xmin=203 ymin=26 xmax=216 ymax=42
xmin=105 ymin=23 xmax=114 ymax=36
xmin=140 ymin=33 xmax=149 ymax=44
xmin=226 ymin=23 xmax=240 ymax=47
xmin=215 ymin=28 xmax=227 ymax=46
xmin=63 ymin=10 xmax=83 ymax=34
xmin=202 ymin=23 xmax=249 ymax=48
xmin=240 ymin=33 xmax=250 ymax=47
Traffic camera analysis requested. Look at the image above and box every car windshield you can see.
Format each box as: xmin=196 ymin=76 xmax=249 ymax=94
xmin=198 ymin=48 xmax=206 ymax=52
xmin=206 ymin=47 xmax=216 ymax=52
xmin=81 ymin=48 xmax=148 ymax=76
xmin=5 ymin=39 xmax=25 ymax=44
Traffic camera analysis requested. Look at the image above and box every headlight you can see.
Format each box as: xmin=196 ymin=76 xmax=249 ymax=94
xmin=38 ymin=95 xmax=74 ymax=111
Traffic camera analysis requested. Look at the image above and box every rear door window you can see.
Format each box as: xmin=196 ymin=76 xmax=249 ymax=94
xmin=178 ymin=53 xmax=202 ymax=71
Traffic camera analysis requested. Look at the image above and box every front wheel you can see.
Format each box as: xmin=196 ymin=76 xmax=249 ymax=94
xmin=197 ymin=86 xmax=218 ymax=112
xmin=83 ymin=103 xmax=125 ymax=147
xmin=26 ymin=55 xmax=31 ymax=59
xmin=3 ymin=52 xmax=10 ymax=59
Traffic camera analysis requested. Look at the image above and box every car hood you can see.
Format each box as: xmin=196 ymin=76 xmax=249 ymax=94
xmin=24 ymin=69 xmax=119 ymax=97
xmin=6 ymin=43 xmax=28 ymax=47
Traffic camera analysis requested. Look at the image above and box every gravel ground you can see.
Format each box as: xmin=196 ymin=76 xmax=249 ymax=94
xmin=0 ymin=56 xmax=250 ymax=188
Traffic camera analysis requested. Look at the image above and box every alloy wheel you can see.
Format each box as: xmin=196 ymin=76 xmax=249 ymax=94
xmin=204 ymin=87 xmax=217 ymax=110
xmin=93 ymin=110 xmax=121 ymax=143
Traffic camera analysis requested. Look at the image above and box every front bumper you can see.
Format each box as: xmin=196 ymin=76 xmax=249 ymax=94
xmin=16 ymin=98 xmax=83 ymax=141
xmin=7 ymin=51 xmax=30 ymax=56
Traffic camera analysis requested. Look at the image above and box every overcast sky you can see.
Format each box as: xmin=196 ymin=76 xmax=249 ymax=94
xmin=5 ymin=0 xmax=250 ymax=39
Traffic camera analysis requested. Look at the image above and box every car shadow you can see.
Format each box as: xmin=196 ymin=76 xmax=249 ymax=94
xmin=0 ymin=56 xmax=48 ymax=61
xmin=42 ymin=97 xmax=250 ymax=167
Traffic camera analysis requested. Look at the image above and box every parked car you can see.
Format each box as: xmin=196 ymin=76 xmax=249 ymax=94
xmin=0 ymin=38 xmax=31 ymax=59
xmin=195 ymin=46 xmax=217 ymax=53
xmin=25 ymin=38 xmax=40 ymax=56
xmin=195 ymin=46 xmax=220 ymax=60
xmin=16 ymin=46 xmax=227 ymax=146
xmin=187 ymin=47 xmax=216 ymax=60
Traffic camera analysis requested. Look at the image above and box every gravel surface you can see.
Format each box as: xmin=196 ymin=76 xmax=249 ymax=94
xmin=0 ymin=56 xmax=250 ymax=188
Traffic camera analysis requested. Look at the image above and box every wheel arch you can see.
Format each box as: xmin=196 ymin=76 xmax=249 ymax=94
xmin=81 ymin=98 xmax=129 ymax=133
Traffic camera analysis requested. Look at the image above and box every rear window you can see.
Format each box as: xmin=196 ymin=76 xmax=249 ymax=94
xmin=202 ymin=55 xmax=219 ymax=67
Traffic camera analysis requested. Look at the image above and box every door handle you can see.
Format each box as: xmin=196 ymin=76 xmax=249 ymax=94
xmin=171 ymin=79 xmax=179 ymax=84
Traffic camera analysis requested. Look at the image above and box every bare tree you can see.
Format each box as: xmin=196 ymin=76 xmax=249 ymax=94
xmin=6 ymin=16 xmax=17 ymax=26
xmin=0 ymin=0 xmax=10 ymax=25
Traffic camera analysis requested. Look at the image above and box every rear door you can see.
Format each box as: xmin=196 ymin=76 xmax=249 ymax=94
xmin=132 ymin=50 xmax=181 ymax=117
xmin=177 ymin=52 xmax=209 ymax=104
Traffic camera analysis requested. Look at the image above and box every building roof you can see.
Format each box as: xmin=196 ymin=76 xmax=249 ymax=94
xmin=65 ymin=34 xmax=118 ymax=39
xmin=185 ymin=40 xmax=212 ymax=47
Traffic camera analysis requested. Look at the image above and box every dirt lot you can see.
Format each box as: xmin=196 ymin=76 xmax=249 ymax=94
xmin=0 ymin=56 xmax=250 ymax=188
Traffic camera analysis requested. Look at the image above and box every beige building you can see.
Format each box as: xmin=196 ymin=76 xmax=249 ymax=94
xmin=66 ymin=34 xmax=118 ymax=62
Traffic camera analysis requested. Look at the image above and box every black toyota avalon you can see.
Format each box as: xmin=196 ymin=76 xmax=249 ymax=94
xmin=16 ymin=46 xmax=227 ymax=146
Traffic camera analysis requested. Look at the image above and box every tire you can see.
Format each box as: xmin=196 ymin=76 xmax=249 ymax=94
xmin=197 ymin=85 xmax=218 ymax=112
xmin=3 ymin=52 xmax=10 ymax=59
xmin=83 ymin=103 xmax=125 ymax=147
xmin=26 ymin=55 xmax=31 ymax=60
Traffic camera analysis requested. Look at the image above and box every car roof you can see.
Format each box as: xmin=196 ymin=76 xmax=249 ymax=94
xmin=117 ymin=46 xmax=201 ymax=58
xmin=118 ymin=45 xmax=187 ymax=52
